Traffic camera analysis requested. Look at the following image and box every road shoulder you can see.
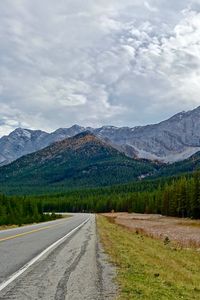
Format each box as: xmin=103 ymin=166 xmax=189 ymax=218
xmin=0 ymin=214 xmax=117 ymax=300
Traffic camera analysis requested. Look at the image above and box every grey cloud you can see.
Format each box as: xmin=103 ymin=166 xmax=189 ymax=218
xmin=0 ymin=0 xmax=200 ymax=135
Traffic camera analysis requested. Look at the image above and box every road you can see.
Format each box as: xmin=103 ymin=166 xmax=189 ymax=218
xmin=0 ymin=214 xmax=116 ymax=300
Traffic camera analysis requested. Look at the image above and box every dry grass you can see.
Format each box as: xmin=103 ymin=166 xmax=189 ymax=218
xmin=97 ymin=214 xmax=200 ymax=300
xmin=103 ymin=213 xmax=200 ymax=249
xmin=0 ymin=224 xmax=19 ymax=231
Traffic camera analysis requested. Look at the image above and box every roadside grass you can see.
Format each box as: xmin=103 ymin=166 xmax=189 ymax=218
xmin=97 ymin=215 xmax=200 ymax=300
xmin=0 ymin=224 xmax=19 ymax=231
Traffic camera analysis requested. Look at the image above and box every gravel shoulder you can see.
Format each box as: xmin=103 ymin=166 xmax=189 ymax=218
xmin=0 ymin=215 xmax=117 ymax=300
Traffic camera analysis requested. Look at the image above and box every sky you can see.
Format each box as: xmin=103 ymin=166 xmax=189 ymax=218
xmin=1 ymin=0 xmax=200 ymax=136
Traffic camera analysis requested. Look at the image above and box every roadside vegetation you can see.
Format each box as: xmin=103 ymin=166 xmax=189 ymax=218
xmin=97 ymin=215 xmax=200 ymax=300
xmin=0 ymin=194 xmax=62 ymax=227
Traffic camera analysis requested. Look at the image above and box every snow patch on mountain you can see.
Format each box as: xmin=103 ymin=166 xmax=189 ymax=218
xmin=1 ymin=106 xmax=200 ymax=165
xmin=133 ymin=145 xmax=200 ymax=163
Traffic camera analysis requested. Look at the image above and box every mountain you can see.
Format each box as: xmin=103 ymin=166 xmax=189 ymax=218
xmin=91 ymin=107 xmax=200 ymax=163
xmin=0 ymin=125 xmax=85 ymax=166
xmin=154 ymin=151 xmax=200 ymax=178
xmin=1 ymin=106 xmax=200 ymax=165
xmin=0 ymin=132 xmax=157 ymax=194
xmin=0 ymin=128 xmax=48 ymax=166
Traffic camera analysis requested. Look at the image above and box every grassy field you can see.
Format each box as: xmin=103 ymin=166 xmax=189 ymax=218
xmin=102 ymin=212 xmax=200 ymax=248
xmin=97 ymin=215 xmax=200 ymax=300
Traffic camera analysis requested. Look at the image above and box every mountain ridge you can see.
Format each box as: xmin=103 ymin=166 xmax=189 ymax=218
xmin=1 ymin=106 xmax=200 ymax=165
xmin=0 ymin=132 xmax=157 ymax=194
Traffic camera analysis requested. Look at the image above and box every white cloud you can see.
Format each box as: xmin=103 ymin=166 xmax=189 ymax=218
xmin=144 ymin=1 xmax=158 ymax=13
xmin=0 ymin=1 xmax=200 ymax=135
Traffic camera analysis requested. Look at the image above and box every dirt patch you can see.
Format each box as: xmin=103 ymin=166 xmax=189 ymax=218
xmin=102 ymin=213 xmax=200 ymax=248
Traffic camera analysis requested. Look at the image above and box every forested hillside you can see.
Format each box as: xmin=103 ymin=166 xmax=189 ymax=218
xmin=1 ymin=133 xmax=200 ymax=226
xmin=0 ymin=132 xmax=158 ymax=194
xmin=38 ymin=171 xmax=200 ymax=219
xmin=154 ymin=151 xmax=200 ymax=177
xmin=1 ymin=171 xmax=199 ymax=226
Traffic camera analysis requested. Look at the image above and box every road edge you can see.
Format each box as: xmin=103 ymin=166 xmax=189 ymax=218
xmin=0 ymin=216 xmax=90 ymax=292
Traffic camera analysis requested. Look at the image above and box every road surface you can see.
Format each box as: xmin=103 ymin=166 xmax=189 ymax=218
xmin=0 ymin=214 xmax=116 ymax=300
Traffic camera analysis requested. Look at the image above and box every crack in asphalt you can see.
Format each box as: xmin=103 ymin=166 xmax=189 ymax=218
xmin=55 ymin=228 xmax=91 ymax=300
xmin=0 ymin=216 xmax=117 ymax=300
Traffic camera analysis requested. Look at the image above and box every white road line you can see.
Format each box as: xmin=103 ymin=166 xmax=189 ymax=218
xmin=0 ymin=217 xmax=90 ymax=292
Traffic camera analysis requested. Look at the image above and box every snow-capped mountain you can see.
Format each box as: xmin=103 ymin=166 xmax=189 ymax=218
xmin=1 ymin=106 xmax=200 ymax=166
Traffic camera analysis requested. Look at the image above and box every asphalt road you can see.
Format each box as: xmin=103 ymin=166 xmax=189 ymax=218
xmin=0 ymin=214 xmax=116 ymax=300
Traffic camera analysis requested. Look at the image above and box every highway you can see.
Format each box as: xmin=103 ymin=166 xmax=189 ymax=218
xmin=0 ymin=214 xmax=116 ymax=300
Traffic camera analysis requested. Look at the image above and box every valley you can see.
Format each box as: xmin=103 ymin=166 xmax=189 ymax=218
xmin=1 ymin=107 xmax=200 ymax=300
xmin=1 ymin=2 xmax=200 ymax=299
xmin=1 ymin=107 xmax=200 ymax=196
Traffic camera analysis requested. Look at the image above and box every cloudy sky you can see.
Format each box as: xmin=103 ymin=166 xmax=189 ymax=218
xmin=1 ymin=0 xmax=200 ymax=135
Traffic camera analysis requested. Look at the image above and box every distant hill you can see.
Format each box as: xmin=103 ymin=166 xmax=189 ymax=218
xmin=154 ymin=151 xmax=200 ymax=178
xmin=0 ymin=132 xmax=157 ymax=194
xmin=1 ymin=106 xmax=200 ymax=165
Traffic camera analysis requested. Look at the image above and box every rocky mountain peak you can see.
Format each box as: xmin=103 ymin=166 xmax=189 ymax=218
xmin=1 ymin=106 xmax=200 ymax=165
xmin=51 ymin=131 xmax=104 ymax=153
xmin=9 ymin=128 xmax=32 ymax=138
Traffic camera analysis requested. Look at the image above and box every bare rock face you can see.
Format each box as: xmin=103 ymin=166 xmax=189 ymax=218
xmin=1 ymin=106 xmax=200 ymax=165
xmin=0 ymin=126 xmax=85 ymax=166
xmin=0 ymin=128 xmax=48 ymax=165
xmin=92 ymin=107 xmax=200 ymax=163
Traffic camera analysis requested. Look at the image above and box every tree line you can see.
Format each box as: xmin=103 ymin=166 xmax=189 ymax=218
xmin=39 ymin=171 xmax=200 ymax=219
xmin=1 ymin=171 xmax=200 ymax=226
xmin=0 ymin=195 xmax=61 ymax=226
